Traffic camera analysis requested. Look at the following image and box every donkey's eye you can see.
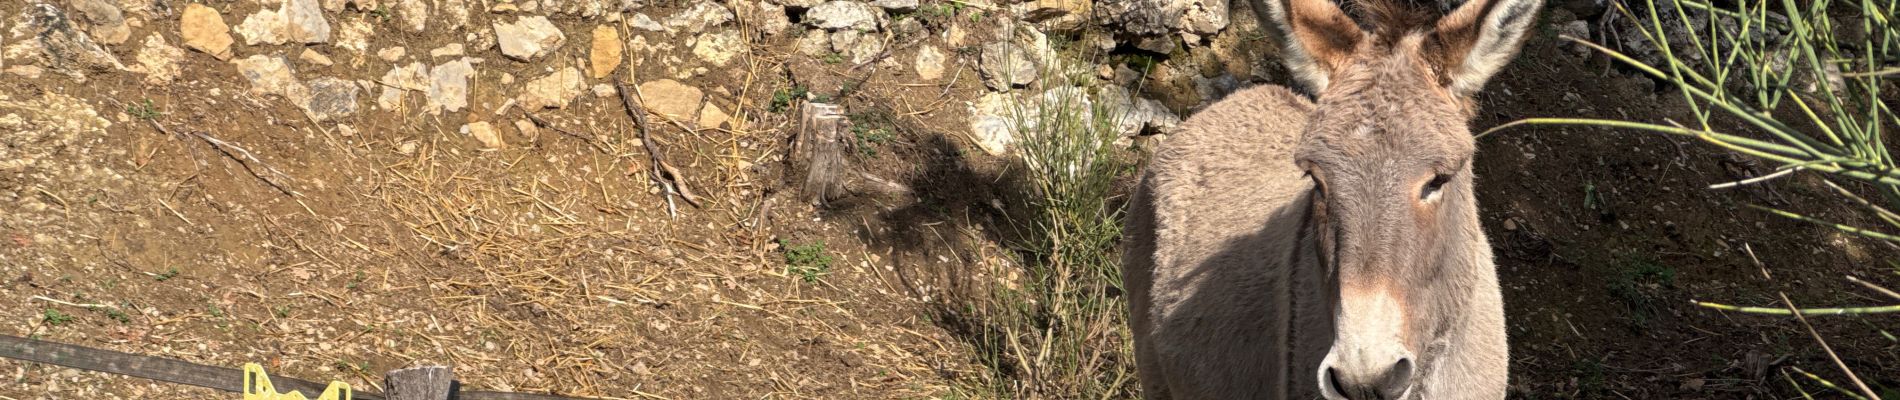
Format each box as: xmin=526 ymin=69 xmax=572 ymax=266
xmin=1421 ymin=173 xmax=1452 ymax=200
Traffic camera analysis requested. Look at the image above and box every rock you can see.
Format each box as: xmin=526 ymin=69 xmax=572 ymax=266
xmin=1127 ymin=95 xmax=1179 ymax=135
xmin=805 ymin=1 xmax=880 ymax=31
xmin=664 ymin=1 xmax=734 ymax=34
xmin=738 ymin=0 xmax=791 ymax=36
xmin=1112 ymin=64 xmax=1138 ymax=86
xmin=377 ymin=46 xmax=405 ymax=61
xmin=513 ymin=119 xmax=539 ymax=139
xmin=335 ymin=18 xmax=372 ymax=54
xmin=777 ymin=0 xmax=826 ymax=8
xmin=495 ymin=16 xmax=564 ymax=61
xmin=967 ymin=86 xmax=1179 ymax=156
xmin=1017 ymin=0 xmax=1090 ymax=32
xmin=463 ymin=121 xmax=504 ymax=149
xmin=430 ymin=43 xmax=464 ymax=58
xmin=697 ymin=103 xmax=730 ymax=129
xmin=472 ymin=25 xmax=498 ymax=52
xmin=439 ymin=0 xmax=470 ymax=30
xmin=829 ymin=30 xmax=883 ymax=65
xmin=426 ymin=58 xmax=473 ymax=114
xmin=870 ymin=0 xmax=916 ymax=12
xmin=979 ymin=42 xmax=1036 ymax=90
xmin=71 ymin=0 xmax=130 ymax=45
xmin=1557 ymin=20 xmax=1591 ymax=57
xmin=282 ymin=0 xmax=332 ymax=43
xmin=518 ymin=66 xmax=585 ymax=109
xmin=968 ymin=92 xmax=1018 ymax=155
xmin=1555 ymin=0 xmax=1608 ymax=19
xmin=591 ymin=83 xmax=615 ymax=98
xmin=376 ymin=62 xmax=428 ymax=110
xmin=180 ymin=4 xmax=236 ymax=60
xmin=1192 ymin=73 xmax=1239 ymax=101
xmin=1095 ymin=0 xmax=1226 ymax=52
xmin=636 ymin=79 xmax=703 ymax=122
xmin=589 ymin=25 xmax=622 ymax=78
xmin=236 ymin=10 xmax=287 ymax=45
xmin=630 ymin=13 xmax=667 ymax=32
xmin=299 ymin=48 xmax=333 ymax=66
xmin=794 ymin=29 xmax=830 ymax=56
xmin=0 ymin=92 xmax=112 ymax=176
xmin=132 ymin=34 xmax=185 ymax=85
xmin=233 ymin=55 xmax=310 ymax=104
xmin=8 ymin=3 xmax=126 ymax=74
xmin=945 ymin=20 xmax=975 ymax=48
xmin=692 ymin=30 xmax=742 ymax=66
xmin=6 ymin=65 xmax=45 ymax=79
xmin=397 ymin=0 xmax=429 ymax=32
xmin=304 ymin=77 xmax=359 ymax=121
xmin=890 ymin=16 xmax=924 ymax=37
xmin=913 ymin=44 xmax=945 ymax=80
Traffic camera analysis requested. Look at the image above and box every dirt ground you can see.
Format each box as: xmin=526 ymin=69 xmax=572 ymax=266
xmin=0 ymin=0 xmax=1895 ymax=399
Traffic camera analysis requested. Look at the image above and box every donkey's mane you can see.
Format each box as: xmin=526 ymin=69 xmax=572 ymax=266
xmin=1348 ymin=0 xmax=1447 ymax=46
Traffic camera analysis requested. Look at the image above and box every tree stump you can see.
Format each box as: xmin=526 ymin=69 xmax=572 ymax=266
xmin=796 ymin=102 xmax=850 ymax=206
xmin=384 ymin=366 xmax=454 ymax=400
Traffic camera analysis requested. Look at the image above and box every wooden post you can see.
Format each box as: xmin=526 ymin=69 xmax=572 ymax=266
xmin=384 ymin=366 xmax=454 ymax=400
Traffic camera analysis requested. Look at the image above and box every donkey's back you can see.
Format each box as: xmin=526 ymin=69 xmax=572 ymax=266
xmin=1122 ymin=84 xmax=1335 ymax=399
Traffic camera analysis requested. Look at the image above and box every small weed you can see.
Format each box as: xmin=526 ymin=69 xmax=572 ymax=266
xmin=822 ymin=52 xmax=845 ymax=65
xmin=368 ymin=5 xmax=391 ymax=22
xmin=1582 ymin=182 xmax=1599 ymax=210
xmin=849 ymin=112 xmax=896 ymax=157
xmin=273 ymin=305 xmax=291 ymax=318
xmin=99 ymin=307 xmax=131 ymax=324
xmin=126 ymin=98 xmax=160 ymax=120
xmin=780 ymin=240 xmax=833 ymax=283
xmin=1120 ymin=53 xmax=1161 ymax=74
xmin=153 ymin=267 xmax=179 ymax=281
xmin=1607 ymin=257 xmax=1675 ymax=327
xmin=207 ymin=304 xmax=224 ymax=318
xmin=770 ymin=85 xmax=808 ymax=113
xmin=1572 ymin=357 xmax=1607 ymax=395
xmin=838 ymin=81 xmax=859 ymax=98
xmin=333 ymin=359 xmax=369 ymax=372
xmin=42 ymin=309 xmax=73 ymax=326
xmin=925 ymin=2 xmax=967 ymax=18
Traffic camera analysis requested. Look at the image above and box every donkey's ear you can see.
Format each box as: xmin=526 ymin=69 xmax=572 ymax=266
xmin=1262 ymin=0 xmax=1366 ymax=93
xmin=1430 ymin=0 xmax=1542 ymax=96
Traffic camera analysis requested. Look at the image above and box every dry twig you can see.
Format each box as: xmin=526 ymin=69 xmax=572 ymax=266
xmin=1780 ymin=292 xmax=1881 ymax=400
xmin=614 ymin=71 xmax=704 ymax=217
xmin=147 ymin=119 xmax=298 ymax=196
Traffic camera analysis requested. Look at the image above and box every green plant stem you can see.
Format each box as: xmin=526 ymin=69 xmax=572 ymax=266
xmin=1692 ymin=300 xmax=1900 ymax=315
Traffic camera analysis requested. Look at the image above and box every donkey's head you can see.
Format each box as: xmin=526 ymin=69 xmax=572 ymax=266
xmin=1263 ymin=0 xmax=1539 ymax=398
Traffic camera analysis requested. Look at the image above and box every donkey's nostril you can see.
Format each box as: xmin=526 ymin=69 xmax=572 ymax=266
xmin=1325 ymin=367 xmax=1348 ymax=398
xmin=1379 ymin=357 xmax=1415 ymax=398
xmin=1322 ymin=357 xmax=1415 ymax=399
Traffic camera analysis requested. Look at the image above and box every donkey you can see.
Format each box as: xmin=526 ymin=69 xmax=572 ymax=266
xmin=1122 ymin=0 xmax=1540 ymax=398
